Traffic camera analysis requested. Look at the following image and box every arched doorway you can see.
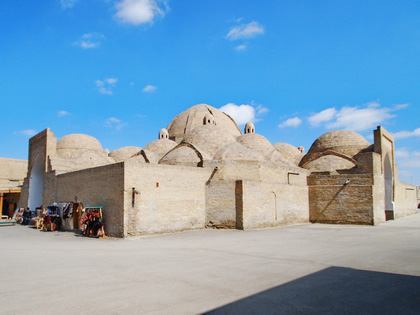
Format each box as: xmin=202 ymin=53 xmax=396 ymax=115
xmin=28 ymin=155 xmax=44 ymax=210
xmin=384 ymin=154 xmax=393 ymax=220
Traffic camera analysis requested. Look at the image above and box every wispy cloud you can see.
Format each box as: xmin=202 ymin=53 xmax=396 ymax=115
xmin=95 ymin=78 xmax=118 ymax=95
xmin=392 ymin=128 xmax=420 ymax=139
xmin=115 ymin=0 xmax=169 ymax=25
xmin=142 ymin=84 xmax=157 ymax=93
xmin=60 ymin=0 xmax=77 ymax=9
xmin=397 ymin=150 xmax=420 ymax=168
xmin=58 ymin=110 xmax=70 ymax=117
xmin=105 ymin=117 xmax=127 ymax=130
xmin=235 ymin=44 xmax=247 ymax=51
xmin=226 ymin=21 xmax=264 ymax=40
xmin=219 ymin=102 xmax=269 ymax=126
xmin=308 ymin=108 xmax=337 ymax=127
xmin=279 ymin=117 xmax=302 ymax=128
xmin=19 ymin=129 xmax=37 ymax=136
xmin=307 ymin=102 xmax=403 ymax=131
xmin=73 ymin=33 xmax=105 ymax=49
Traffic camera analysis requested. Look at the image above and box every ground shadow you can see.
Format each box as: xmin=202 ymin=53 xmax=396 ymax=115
xmin=203 ymin=267 xmax=420 ymax=314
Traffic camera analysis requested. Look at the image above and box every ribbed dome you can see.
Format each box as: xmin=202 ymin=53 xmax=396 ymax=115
xmin=183 ymin=125 xmax=236 ymax=158
xmin=167 ymin=104 xmax=242 ymax=143
xmin=300 ymin=130 xmax=371 ymax=168
xmin=109 ymin=146 xmax=142 ymax=163
xmin=308 ymin=130 xmax=370 ymax=155
xmin=236 ymin=134 xmax=275 ymax=159
xmin=144 ymin=139 xmax=177 ymax=160
xmin=273 ymin=143 xmax=303 ymax=165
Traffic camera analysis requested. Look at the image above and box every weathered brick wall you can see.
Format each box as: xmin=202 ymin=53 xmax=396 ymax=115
xmin=205 ymin=160 xmax=309 ymax=229
xmin=55 ymin=163 xmax=125 ymax=237
xmin=394 ymin=180 xmax=418 ymax=218
xmin=205 ymin=179 xmax=236 ymax=228
xmin=124 ymin=161 xmax=212 ymax=236
xmin=308 ymin=174 xmax=374 ymax=225
xmin=0 ymin=158 xmax=27 ymax=189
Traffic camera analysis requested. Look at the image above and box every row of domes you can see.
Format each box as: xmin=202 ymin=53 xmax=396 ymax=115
xmin=54 ymin=104 xmax=372 ymax=172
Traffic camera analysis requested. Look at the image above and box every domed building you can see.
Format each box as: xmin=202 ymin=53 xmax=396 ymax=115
xmin=167 ymin=104 xmax=242 ymax=143
xmin=16 ymin=105 xmax=418 ymax=237
xmin=299 ymin=130 xmax=372 ymax=172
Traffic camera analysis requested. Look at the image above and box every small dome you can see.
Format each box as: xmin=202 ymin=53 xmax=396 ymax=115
xmin=167 ymin=104 xmax=241 ymax=143
xmin=214 ymin=142 xmax=264 ymax=161
xmin=244 ymin=122 xmax=255 ymax=134
xmin=159 ymin=144 xmax=211 ymax=167
xmin=236 ymin=133 xmax=275 ymax=160
xmin=183 ymin=125 xmax=236 ymax=158
xmin=303 ymin=155 xmax=356 ymax=172
xmin=109 ymin=146 xmax=142 ymax=163
xmin=273 ymin=143 xmax=303 ymax=165
xmin=159 ymin=128 xmax=169 ymax=139
xmin=57 ymin=134 xmax=103 ymax=158
xmin=203 ymin=113 xmax=216 ymax=125
xmin=144 ymin=138 xmax=178 ymax=160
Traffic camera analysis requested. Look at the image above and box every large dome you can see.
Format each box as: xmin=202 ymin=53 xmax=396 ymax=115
xmin=57 ymin=134 xmax=103 ymax=158
xmin=183 ymin=125 xmax=237 ymax=158
xmin=307 ymin=130 xmax=370 ymax=155
xmin=300 ymin=130 xmax=371 ymax=169
xmin=167 ymin=104 xmax=242 ymax=143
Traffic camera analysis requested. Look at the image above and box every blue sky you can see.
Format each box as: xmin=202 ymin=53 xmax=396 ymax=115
xmin=1 ymin=0 xmax=419 ymax=185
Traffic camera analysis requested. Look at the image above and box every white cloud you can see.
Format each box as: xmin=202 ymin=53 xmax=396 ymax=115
xmin=73 ymin=33 xmax=105 ymax=49
xmin=308 ymin=102 xmax=398 ymax=132
xmin=394 ymin=103 xmax=409 ymax=110
xmin=226 ymin=21 xmax=264 ymax=40
xmin=400 ymin=158 xmax=420 ymax=168
xmin=58 ymin=110 xmax=70 ymax=117
xmin=115 ymin=0 xmax=169 ymax=25
xmin=220 ymin=103 xmax=255 ymax=125
xmin=143 ymin=84 xmax=157 ymax=93
xmin=105 ymin=117 xmax=127 ymax=130
xmin=395 ymin=148 xmax=410 ymax=158
xmin=308 ymin=108 xmax=337 ymax=127
xmin=20 ymin=129 xmax=37 ymax=136
xmin=256 ymin=105 xmax=269 ymax=115
xmin=60 ymin=0 xmax=77 ymax=9
xmin=219 ymin=102 xmax=269 ymax=126
xmin=279 ymin=117 xmax=302 ymax=128
xmin=95 ymin=78 xmax=117 ymax=95
xmin=392 ymin=128 xmax=420 ymax=139
xmin=235 ymin=44 xmax=247 ymax=51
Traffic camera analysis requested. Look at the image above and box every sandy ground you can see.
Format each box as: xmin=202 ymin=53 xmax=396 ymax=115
xmin=1 ymin=213 xmax=420 ymax=314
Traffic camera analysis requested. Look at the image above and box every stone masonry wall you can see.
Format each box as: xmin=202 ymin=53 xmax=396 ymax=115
xmin=55 ymin=163 xmax=125 ymax=237
xmin=240 ymin=180 xmax=309 ymax=229
xmin=124 ymin=160 xmax=212 ymax=236
xmin=394 ymin=180 xmax=418 ymax=219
